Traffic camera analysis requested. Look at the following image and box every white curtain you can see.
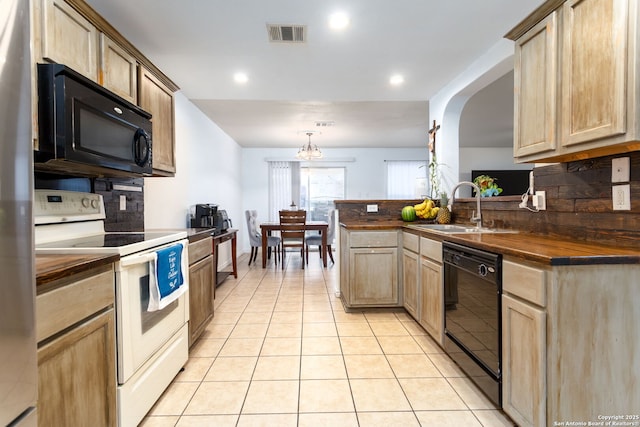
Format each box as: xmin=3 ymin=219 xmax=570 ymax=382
xmin=268 ymin=161 xmax=300 ymax=221
xmin=386 ymin=160 xmax=428 ymax=199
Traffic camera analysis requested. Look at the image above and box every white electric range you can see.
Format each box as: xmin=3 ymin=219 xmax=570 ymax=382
xmin=34 ymin=189 xmax=189 ymax=426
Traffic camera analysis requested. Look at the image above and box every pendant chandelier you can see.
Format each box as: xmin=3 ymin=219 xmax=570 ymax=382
xmin=296 ymin=132 xmax=323 ymax=160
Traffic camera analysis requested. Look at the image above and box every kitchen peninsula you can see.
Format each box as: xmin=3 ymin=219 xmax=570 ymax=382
xmin=336 ymin=198 xmax=640 ymax=427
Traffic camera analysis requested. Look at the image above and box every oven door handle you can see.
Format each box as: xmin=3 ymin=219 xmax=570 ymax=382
xmin=119 ymin=253 xmax=156 ymax=267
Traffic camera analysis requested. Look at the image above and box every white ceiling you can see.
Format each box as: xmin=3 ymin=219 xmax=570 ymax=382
xmin=86 ymin=0 xmax=543 ymax=149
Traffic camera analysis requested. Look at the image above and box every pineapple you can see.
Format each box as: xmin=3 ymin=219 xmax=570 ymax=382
xmin=436 ymin=192 xmax=451 ymax=224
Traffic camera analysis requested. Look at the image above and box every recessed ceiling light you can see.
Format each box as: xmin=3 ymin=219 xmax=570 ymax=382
xmin=390 ymin=74 xmax=404 ymax=86
xmin=233 ymin=72 xmax=248 ymax=84
xmin=329 ymin=12 xmax=350 ymax=30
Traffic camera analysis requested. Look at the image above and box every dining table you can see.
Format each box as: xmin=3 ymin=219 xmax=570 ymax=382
xmin=260 ymin=221 xmax=329 ymax=268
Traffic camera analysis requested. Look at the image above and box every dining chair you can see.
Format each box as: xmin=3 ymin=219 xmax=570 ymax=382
xmin=279 ymin=209 xmax=307 ymax=269
xmin=245 ymin=210 xmax=280 ymax=266
xmin=306 ymin=209 xmax=335 ymax=264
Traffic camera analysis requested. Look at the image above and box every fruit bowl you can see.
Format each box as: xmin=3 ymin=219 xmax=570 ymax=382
xmin=411 ymin=199 xmax=440 ymax=220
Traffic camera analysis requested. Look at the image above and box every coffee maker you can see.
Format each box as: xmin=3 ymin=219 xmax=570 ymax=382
xmin=191 ymin=204 xmax=218 ymax=228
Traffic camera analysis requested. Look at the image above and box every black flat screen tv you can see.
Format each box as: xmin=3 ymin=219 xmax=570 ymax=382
xmin=471 ymin=169 xmax=532 ymax=196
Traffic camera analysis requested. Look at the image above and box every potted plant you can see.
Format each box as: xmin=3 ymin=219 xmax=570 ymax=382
xmin=473 ymin=175 xmax=503 ymax=197
xmin=428 ymin=153 xmax=443 ymax=200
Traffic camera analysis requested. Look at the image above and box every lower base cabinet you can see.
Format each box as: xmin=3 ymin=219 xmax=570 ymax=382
xmin=417 ymin=237 xmax=444 ymax=346
xmin=502 ymin=294 xmax=546 ymax=427
xmin=349 ymin=247 xmax=399 ymax=305
xmin=402 ymin=231 xmax=420 ymax=318
xmin=339 ymin=228 xmax=401 ymax=308
xmin=188 ymin=236 xmax=215 ymax=347
xmin=36 ymin=264 xmax=116 ymax=427
xmin=38 ymin=309 xmax=116 ymax=426
xmin=402 ymin=248 xmax=419 ymax=318
xmin=419 ymin=256 xmax=443 ymax=345
xmin=501 ymin=259 xmax=547 ymax=427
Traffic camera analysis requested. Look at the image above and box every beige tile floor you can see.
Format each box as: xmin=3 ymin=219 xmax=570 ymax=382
xmin=140 ymin=252 xmax=516 ymax=427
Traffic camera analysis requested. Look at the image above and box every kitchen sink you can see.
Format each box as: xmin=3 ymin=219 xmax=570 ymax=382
xmin=410 ymin=224 xmax=518 ymax=234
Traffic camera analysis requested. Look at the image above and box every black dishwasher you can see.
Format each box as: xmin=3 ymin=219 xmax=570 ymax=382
xmin=442 ymin=241 xmax=502 ymax=407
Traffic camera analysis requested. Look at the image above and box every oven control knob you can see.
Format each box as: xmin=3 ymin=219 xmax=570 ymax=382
xmin=478 ymin=264 xmax=488 ymax=277
xmin=91 ymin=199 xmax=99 ymax=209
xmin=81 ymin=197 xmax=90 ymax=208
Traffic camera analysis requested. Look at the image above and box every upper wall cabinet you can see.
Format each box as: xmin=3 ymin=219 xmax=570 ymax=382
xmin=139 ymin=66 xmax=176 ymax=176
xmin=513 ymin=11 xmax=558 ymax=158
xmin=33 ymin=0 xmax=179 ymax=176
xmin=560 ymin=0 xmax=628 ymax=146
xmin=39 ymin=0 xmax=136 ymax=102
xmin=99 ymin=34 xmax=137 ymax=104
xmin=507 ymin=0 xmax=640 ymax=163
xmin=40 ymin=0 xmax=99 ymax=81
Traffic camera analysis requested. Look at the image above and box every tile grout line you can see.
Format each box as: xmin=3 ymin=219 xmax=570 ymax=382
xmin=148 ymin=252 xmax=513 ymax=426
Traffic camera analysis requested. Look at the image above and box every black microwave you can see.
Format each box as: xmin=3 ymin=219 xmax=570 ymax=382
xmin=36 ymin=63 xmax=153 ymax=177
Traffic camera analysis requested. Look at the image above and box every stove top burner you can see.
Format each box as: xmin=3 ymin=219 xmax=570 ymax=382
xmin=37 ymin=232 xmax=175 ymax=248
xmin=35 ymin=231 xmax=188 ymax=256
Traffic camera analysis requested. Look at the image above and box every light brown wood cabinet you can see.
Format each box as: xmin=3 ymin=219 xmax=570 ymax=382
xmin=38 ymin=0 xmax=99 ymax=81
xmin=350 ymin=247 xmax=398 ymax=305
xmin=402 ymin=242 xmax=419 ymax=318
xmin=188 ymin=236 xmax=215 ymax=347
xmin=502 ymin=257 xmax=640 ymax=426
xmin=502 ymin=295 xmax=546 ymax=427
xmin=513 ymin=10 xmax=557 ymax=158
xmin=419 ymin=257 xmax=442 ymax=344
xmin=32 ymin=0 xmax=180 ymax=175
xmin=508 ymin=0 xmax=640 ymax=163
xmin=339 ymin=228 xmax=400 ymax=308
xmin=36 ymin=264 xmax=116 ymax=427
xmin=501 ymin=259 xmax=547 ymax=427
xmin=339 ymin=228 xmax=350 ymax=303
xmin=37 ymin=0 xmax=138 ymax=101
xmin=418 ymin=237 xmax=443 ymax=346
xmin=99 ymin=33 xmax=137 ymax=103
xmin=400 ymin=233 xmax=444 ymax=348
xmin=139 ymin=65 xmax=176 ymax=175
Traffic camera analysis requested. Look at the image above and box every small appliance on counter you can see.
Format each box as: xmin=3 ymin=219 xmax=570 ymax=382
xmin=190 ymin=204 xmax=218 ymax=228
xmin=215 ymin=210 xmax=233 ymax=233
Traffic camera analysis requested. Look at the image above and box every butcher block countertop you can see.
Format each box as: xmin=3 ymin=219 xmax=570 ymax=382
xmin=36 ymin=254 xmax=119 ymax=289
xmin=34 ymin=228 xmax=217 ymax=289
xmin=340 ymin=220 xmax=409 ymax=230
xmin=184 ymin=227 xmax=216 ymax=243
xmin=341 ymin=221 xmax=640 ymax=266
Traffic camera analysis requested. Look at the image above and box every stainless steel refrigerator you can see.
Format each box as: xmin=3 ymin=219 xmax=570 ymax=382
xmin=0 ymin=0 xmax=37 ymax=424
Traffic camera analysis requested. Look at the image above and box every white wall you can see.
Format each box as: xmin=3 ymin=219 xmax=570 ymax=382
xmin=240 ymin=147 xmax=428 ymax=253
xmin=144 ymin=92 xmax=243 ymax=267
xmin=429 ymin=39 xmax=516 ymax=197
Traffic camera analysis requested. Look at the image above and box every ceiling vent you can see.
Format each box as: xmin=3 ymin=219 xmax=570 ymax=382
xmin=267 ymin=24 xmax=306 ymax=43
xmin=315 ymin=121 xmax=335 ymax=127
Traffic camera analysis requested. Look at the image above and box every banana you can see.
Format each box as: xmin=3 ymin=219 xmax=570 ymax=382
xmin=413 ymin=199 xmax=436 ymax=219
xmin=414 ymin=199 xmax=432 ymax=212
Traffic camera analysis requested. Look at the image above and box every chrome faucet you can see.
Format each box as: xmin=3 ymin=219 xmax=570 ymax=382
xmin=450 ymin=181 xmax=483 ymax=228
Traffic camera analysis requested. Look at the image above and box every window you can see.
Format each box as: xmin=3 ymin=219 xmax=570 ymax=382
xmin=386 ymin=160 xmax=427 ymax=199
xmin=300 ymin=167 xmax=345 ymax=221
xmin=268 ymin=163 xmax=346 ymax=222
